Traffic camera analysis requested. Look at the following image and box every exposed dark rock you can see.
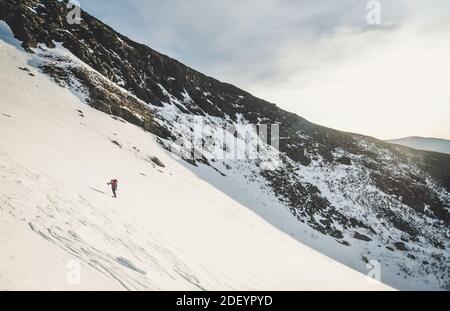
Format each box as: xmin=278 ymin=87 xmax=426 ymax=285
xmin=110 ymin=140 xmax=122 ymax=148
xmin=336 ymin=156 xmax=352 ymax=165
xmin=430 ymin=239 xmax=445 ymax=250
xmin=338 ymin=240 xmax=350 ymax=247
xmin=149 ymin=156 xmax=165 ymax=168
xmin=261 ymin=168 xmax=355 ymax=239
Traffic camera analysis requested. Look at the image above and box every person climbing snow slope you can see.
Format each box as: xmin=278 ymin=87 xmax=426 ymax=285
xmin=107 ymin=179 xmax=118 ymax=198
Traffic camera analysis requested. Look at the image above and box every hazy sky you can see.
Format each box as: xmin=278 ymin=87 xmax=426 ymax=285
xmin=78 ymin=0 xmax=450 ymax=139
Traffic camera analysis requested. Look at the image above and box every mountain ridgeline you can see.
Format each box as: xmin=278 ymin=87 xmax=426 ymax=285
xmin=1 ymin=0 xmax=449 ymax=289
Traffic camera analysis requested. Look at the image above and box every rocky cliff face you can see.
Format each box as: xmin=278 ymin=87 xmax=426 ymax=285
xmin=1 ymin=0 xmax=449 ymax=289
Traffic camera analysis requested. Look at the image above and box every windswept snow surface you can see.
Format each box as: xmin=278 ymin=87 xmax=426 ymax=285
xmin=0 ymin=29 xmax=392 ymax=290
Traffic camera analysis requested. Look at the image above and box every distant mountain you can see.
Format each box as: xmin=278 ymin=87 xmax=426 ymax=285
xmin=0 ymin=0 xmax=449 ymax=290
xmin=387 ymin=137 xmax=450 ymax=155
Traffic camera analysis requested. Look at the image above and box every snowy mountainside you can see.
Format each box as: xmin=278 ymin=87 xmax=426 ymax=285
xmin=0 ymin=26 xmax=391 ymax=291
xmin=0 ymin=0 xmax=449 ymax=290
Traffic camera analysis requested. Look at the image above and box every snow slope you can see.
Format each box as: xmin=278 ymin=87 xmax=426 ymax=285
xmin=0 ymin=26 xmax=391 ymax=290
